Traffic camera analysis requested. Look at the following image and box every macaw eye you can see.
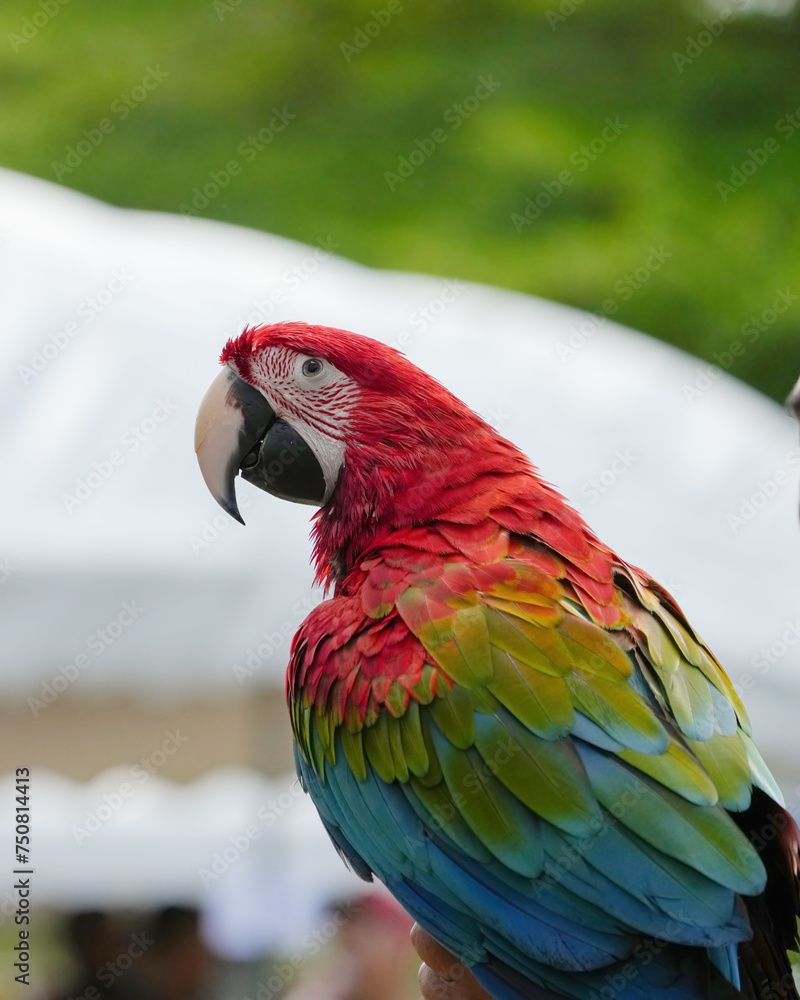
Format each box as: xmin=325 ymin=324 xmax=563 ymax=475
xmin=302 ymin=358 xmax=324 ymax=377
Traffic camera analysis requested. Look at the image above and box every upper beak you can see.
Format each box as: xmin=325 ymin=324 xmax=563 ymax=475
xmin=194 ymin=367 xmax=275 ymax=524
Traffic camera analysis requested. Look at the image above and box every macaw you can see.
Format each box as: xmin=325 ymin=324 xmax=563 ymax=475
xmin=195 ymin=322 xmax=800 ymax=1000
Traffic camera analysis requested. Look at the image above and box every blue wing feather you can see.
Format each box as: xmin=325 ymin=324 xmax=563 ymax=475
xmin=296 ymin=737 xmax=752 ymax=999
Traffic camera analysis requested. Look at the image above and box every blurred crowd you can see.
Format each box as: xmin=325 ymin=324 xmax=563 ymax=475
xmin=50 ymin=907 xmax=214 ymax=1000
xmin=48 ymin=892 xmax=416 ymax=1000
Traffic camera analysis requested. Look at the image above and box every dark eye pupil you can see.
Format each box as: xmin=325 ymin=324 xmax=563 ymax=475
xmin=303 ymin=359 xmax=322 ymax=376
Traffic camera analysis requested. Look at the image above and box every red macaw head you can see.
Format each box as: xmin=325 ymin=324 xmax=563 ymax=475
xmin=194 ymin=321 xmax=514 ymax=527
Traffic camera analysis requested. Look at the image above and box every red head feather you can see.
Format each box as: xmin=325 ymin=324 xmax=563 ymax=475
xmin=222 ymin=322 xmax=612 ymax=604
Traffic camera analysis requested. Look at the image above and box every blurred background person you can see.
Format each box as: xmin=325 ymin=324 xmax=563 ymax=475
xmin=145 ymin=907 xmax=216 ymax=1000
xmin=49 ymin=911 xmax=158 ymax=1000
xmin=282 ymin=892 xmax=416 ymax=1000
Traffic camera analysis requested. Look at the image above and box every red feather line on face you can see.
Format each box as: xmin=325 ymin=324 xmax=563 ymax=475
xmin=220 ymin=322 xmax=424 ymax=397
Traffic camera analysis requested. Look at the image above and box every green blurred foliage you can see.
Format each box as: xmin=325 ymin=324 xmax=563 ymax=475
xmin=2 ymin=0 xmax=799 ymax=400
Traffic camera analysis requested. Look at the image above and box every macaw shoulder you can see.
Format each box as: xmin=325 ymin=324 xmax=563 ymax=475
xmin=287 ymin=586 xmax=443 ymax=733
xmin=287 ymin=518 xmax=623 ymax=734
xmin=353 ymin=519 xmax=628 ymax=628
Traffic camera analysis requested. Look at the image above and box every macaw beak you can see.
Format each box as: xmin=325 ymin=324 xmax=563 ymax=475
xmin=195 ymin=368 xmax=273 ymax=523
xmin=195 ymin=367 xmax=328 ymax=522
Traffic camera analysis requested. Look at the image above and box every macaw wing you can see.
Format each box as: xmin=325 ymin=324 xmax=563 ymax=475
xmin=386 ymin=551 xmax=764 ymax=889
xmin=288 ymin=539 xmax=775 ymax=998
xmin=617 ymin=564 xmax=783 ymax=808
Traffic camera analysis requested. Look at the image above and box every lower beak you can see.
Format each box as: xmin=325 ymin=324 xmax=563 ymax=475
xmin=195 ymin=367 xmax=329 ymax=522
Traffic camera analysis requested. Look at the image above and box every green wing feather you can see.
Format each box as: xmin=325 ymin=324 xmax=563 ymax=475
xmin=294 ymin=538 xmax=771 ymax=903
xmin=387 ymin=548 xmax=765 ymax=892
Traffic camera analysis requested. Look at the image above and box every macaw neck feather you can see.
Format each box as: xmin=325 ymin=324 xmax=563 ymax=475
xmin=310 ymin=410 xmax=589 ymax=593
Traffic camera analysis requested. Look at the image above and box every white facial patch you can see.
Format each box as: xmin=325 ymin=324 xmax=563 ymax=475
xmin=242 ymin=346 xmax=362 ymax=502
xmin=281 ymin=414 xmax=347 ymax=503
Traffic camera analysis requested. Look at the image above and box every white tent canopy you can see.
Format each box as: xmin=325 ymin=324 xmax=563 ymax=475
xmin=0 ymin=767 xmax=370 ymax=959
xmin=1 ymin=167 xmax=799 ymax=791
